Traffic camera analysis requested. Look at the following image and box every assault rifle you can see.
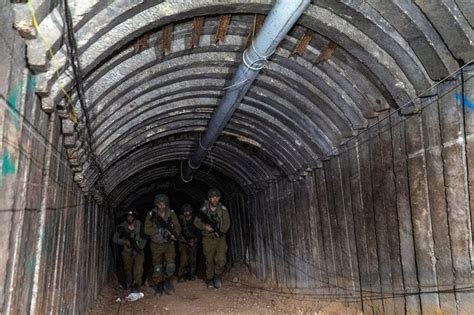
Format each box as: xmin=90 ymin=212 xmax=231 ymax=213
xmin=152 ymin=212 xmax=191 ymax=248
xmin=118 ymin=226 xmax=146 ymax=252
xmin=196 ymin=210 xmax=223 ymax=238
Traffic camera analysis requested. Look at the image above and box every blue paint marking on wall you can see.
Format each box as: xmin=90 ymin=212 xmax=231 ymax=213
xmin=456 ymin=93 xmax=474 ymax=111
xmin=25 ymin=256 xmax=36 ymax=274
xmin=8 ymin=84 xmax=22 ymax=129
xmin=26 ymin=74 xmax=37 ymax=93
xmin=2 ymin=150 xmax=16 ymax=175
xmin=7 ymin=74 xmax=36 ymax=129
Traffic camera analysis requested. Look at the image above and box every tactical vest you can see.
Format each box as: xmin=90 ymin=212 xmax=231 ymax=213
xmin=200 ymin=201 xmax=225 ymax=232
xmin=150 ymin=208 xmax=174 ymax=244
xmin=180 ymin=216 xmax=199 ymax=240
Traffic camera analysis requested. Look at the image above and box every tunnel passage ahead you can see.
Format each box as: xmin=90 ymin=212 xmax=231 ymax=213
xmin=1 ymin=0 xmax=474 ymax=314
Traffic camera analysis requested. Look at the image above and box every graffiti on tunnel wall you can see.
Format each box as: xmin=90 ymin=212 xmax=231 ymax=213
xmin=1 ymin=74 xmax=36 ymax=178
xmin=456 ymin=92 xmax=474 ymax=111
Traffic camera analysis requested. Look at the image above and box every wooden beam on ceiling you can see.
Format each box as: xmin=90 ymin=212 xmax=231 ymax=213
xmin=214 ymin=15 xmax=232 ymax=44
xmin=291 ymin=29 xmax=314 ymax=57
xmin=161 ymin=24 xmax=173 ymax=57
xmin=190 ymin=16 xmax=205 ymax=49
xmin=315 ymin=41 xmax=337 ymax=64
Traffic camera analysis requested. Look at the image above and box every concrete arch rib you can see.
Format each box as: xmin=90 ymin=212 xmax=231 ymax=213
xmin=110 ymin=169 xmax=232 ymax=208
xmin=95 ymin=120 xmax=297 ymax=177
xmin=365 ymin=0 xmax=459 ymax=79
xmin=107 ymin=154 xmax=258 ymax=200
xmin=86 ymin=61 xmax=341 ymax=156
xmin=412 ymin=0 xmax=474 ymax=63
xmin=92 ymin=87 xmax=332 ymax=160
xmin=95 ymin=112 xmax=307 ymax=177
xmin=100 ymin=141 xmax=277 ymax=190
xmin=83 ymin=45 xmax=347 ymax=148
xmin=82 ymin=36 xmax=365 ymax=139
xmin=44 ymin=1 xmax=421 ymax=112
xmin=301 ymin=5 xmax=418 ymax=105
xmin=104 ymin=155 xmax=254 ymax=197
xmin=314 ymin=0 xmax=435 ymax=90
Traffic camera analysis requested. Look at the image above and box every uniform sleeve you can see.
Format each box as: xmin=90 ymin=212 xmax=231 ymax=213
xmin=171 ymin=211 xmax=181 ymax=234
xmin=221 ymin=206 xmax=230 ymax=234
xmin=112 ymin=225 xmax=127 ymax=246
xmin=144 ymin=212 xmax=157 ymax=236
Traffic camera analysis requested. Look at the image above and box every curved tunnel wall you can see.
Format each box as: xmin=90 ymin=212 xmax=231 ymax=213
xmin=244 ymin=65 xmax=474 ymax=314
xmin=1 ymin=0 xmax=474 ymax=314
xmin=0 ymin=14 xmax=111 ymax=315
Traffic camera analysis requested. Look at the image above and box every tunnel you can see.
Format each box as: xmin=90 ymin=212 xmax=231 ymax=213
xmin=1 ymin=0 xmax=474 ymax=313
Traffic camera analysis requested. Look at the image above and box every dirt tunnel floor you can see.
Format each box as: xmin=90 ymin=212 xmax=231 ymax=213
xmin=88 ymin=264 xmax=359 ymax=315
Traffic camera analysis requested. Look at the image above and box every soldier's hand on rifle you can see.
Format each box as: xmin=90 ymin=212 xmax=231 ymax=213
xmin=205 ymin=224 xmax=214 ymax=232
xmin=125 ymin=240 xmax=132 ymax=248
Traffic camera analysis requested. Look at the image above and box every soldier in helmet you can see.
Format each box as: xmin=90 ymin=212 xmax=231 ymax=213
xmin=144 ymin=194 xmax=181 ymax=295
xmin=194 ymin=188 xmax=230 ymax=289
xmin=177 ymin=203 xmax=200 ymax=282
xmin=112 ymin=210 xmax=146 ymax=292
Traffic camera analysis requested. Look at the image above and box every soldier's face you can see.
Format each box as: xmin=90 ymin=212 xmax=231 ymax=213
xmin=157 ymin=202 xmax=167 ymax=211
xmin=184 ymin=211 xmax=192 ymax=220
xmin=209 ymin=196 xmax=220 ymax=207
xmin=127 ymin=215 xmax=134 ymax=223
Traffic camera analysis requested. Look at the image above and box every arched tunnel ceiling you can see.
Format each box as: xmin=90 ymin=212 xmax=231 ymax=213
xmin=22 ymin=0 xmax=474 ymax=206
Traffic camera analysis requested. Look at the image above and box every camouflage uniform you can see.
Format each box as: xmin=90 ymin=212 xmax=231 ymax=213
xmin=112 ymin=219 xmax=146 ymax=290
xmin=144 ymin=194 xmax=181 ymax=295
xmin=194 ymin=190 xmax=230 ymax=288
xmin=178 ymin=205 xmax=201 ymax=281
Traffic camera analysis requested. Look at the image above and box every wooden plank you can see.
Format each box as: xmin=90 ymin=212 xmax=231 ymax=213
xmin=214 ymin=15 xmax=231 ymax=44
xmin=190 ymin=17 xmax=204 ymax=49
xmin=160 ymin=24 xmax=173 ymax=57
xmin=291 ymin=29 xmax=313 ymax=57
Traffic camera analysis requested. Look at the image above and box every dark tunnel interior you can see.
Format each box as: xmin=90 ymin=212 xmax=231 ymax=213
xmin=2 ymin=0 xmax=474 ymax=314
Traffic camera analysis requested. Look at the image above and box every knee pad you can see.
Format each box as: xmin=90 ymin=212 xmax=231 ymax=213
xmin=153 ymin=264 xmax=163 ymax=276
xmin=165 ymin=264 xmax=176 ymax=276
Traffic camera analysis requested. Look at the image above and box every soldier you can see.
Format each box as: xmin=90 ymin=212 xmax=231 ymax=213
xmin=144 ymin=194 xmax=181 ymax=295
xmin=112 ymin=210 xmax=146 ymax=292
xmin=177 ymin=203 xmax=200 ymax=282
xmin=194 ymin=188 xmax=230 ymax=289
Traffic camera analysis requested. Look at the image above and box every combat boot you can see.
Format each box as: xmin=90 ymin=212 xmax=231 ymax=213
xmin=163 ymin=279 xmax=174 ymax=295
xmin=178 ymin=275 xmax=186 ymax=283
xmin=206 ymin=279 xmax=214 ymax=289
xmin=213 ymin=275 xmax=222 ymax=289
xmin=131 ymin=284 xmax=140 ymax=293
xmin=153 ymin=282 xmax=163 ymax=296
xmin=187 ymin=272 xmax=196 ymax=281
